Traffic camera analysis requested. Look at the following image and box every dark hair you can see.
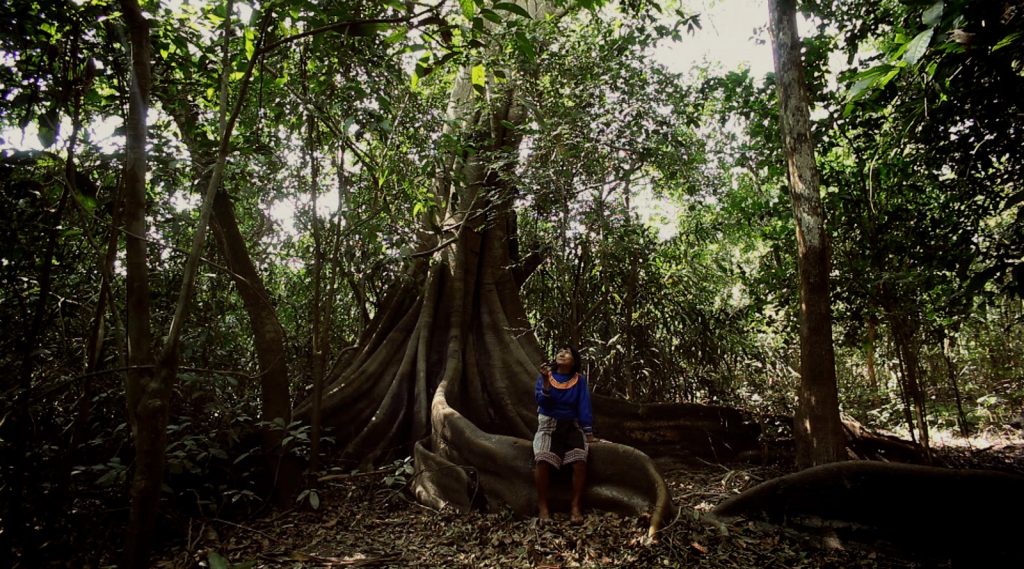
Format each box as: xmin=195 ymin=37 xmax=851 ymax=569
xmin=554 ymin=344 xmax=582 ymax=374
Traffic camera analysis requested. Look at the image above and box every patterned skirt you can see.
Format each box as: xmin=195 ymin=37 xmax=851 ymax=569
xmin=533 ymin=414 xmax=589 ymax=468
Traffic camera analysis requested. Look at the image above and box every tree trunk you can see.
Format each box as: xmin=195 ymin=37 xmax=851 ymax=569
xmin=122 ymin=5 xmax=274 ymax=563
xmin=892 ymin=336 xmax=918 ymax=443
xmin=208 ymin=188 xmax=291 ymax=425
xmin=942 ymin=332 xmax=970 ymax=437
xmin=297 ymin=11 xmax=761 ymax=536
xmin=622 ymin=225 xmax=639 ymax=400
xmin=210 ymin=189 xmax=292 ymax=438
xmin=119 ymin=1 xmax=160 ymax=565
xmin=155 ymin=33 xmax=292 ymax=477
xmin=768 ymin=0 xmax=845 ymax=469
xmin=305 ymin=83 xmax=327 ymax=473
xmin=865 ymin=316 xmax=878 ymax=398
xmin=2 ymin=158 xmax=71 ymax=566
xmin=889 ymin=314 xmax=930 ymax=457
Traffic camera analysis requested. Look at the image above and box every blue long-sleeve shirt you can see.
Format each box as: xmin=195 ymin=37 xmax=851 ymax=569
xmin=535 ymin=371 xmax=594 ymax=434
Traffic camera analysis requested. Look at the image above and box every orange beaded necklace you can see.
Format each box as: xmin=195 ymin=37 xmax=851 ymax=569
xmin=546 ymin=372 xmax=579 ymax=390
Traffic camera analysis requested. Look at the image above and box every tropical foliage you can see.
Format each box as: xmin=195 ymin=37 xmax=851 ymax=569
xmin=0 ymin=0 xmax=1021 ymax=564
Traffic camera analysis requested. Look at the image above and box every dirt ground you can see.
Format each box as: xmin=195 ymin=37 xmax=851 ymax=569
xmin=148 ymin=436 xmax=1024 ymax=569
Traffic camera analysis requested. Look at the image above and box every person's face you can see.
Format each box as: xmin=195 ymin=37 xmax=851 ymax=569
xmin=555 ymin=348 xmax=574 ymax=368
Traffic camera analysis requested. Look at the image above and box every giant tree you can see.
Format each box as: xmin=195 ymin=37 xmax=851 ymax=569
xmin=295 ymin=1 xmax=760 ymax=535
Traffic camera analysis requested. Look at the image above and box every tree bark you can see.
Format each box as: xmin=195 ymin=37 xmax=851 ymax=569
xmin=119 ymin=1 xmax=160 ymax=566
xmin=122 ymin=5 xmax=275 ymax=564
xmin=942 ymin=333 xmax=969 ymax=437
xmin=295 ymin=7 xmax=761 ymax=536
xmin=865 ymin=317 xmax=878 ymax=397
xmin=210 ymin=190 xmax=291 ymax=431
xmin=304 ymin=70 xmax=326 ymax=472
xmin=889 ymin=313 xmax=930 ymax=457
xmin=153 ymin=19 xmax=292 ymax=473
xmin=768 ymin=0 xmax=845 ymax=468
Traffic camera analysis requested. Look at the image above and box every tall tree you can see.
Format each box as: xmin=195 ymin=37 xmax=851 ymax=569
xmin=768 ymin=0 xmax=845 ymax=468
xmin=120 ymin=0 xmax=271 ymax=563
xmin=296 ymin=1 xmax=761 ymax=537
xmin=119 ymin=0 xmax=160 ymax=565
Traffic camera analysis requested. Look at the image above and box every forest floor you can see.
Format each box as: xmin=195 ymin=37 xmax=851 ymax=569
xmin=149 ymin=432 xmax=1024 ymax=569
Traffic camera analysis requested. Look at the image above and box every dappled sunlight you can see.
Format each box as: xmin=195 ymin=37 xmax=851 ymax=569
xmin=3 ymin=0 xmax=1022 ymax=565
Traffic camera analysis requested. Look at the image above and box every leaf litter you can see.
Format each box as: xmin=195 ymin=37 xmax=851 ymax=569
xmin=155 ymin=445 xmax=1024 ymax=568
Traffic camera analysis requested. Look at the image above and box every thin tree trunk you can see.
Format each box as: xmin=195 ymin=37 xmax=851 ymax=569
xmin=623 ymin=240 xmax=639 ymax=400
xmin=122 ymin=3 xmax=273 ymax=563
xmin=153 ymin=12 xmax=291 ymax=484
xmin=2 ymin=155 xmax=72 ymax=566
xmin=119 ymin=0 xmax=158 ymax=565
xmin=903 ymin=334 xmax=930 ymax=457
xmin=889 ymin=314 xmax=930 ymax=457
xmin=768 ymin=0 xmax=845 ymax=468
xmin=305 ymin=75 xmax=326 ymax=472
xmin=210 ymin=191 xmax=291 ymax=432
xmin=893 ymin=333 xmax=918 ymax=443
xmin=865 ymin=317 xmax=878 ymax=398
xmin=74 ymin=176 xmax=124 ymax=459
xmin=942 ymin=333 xmax=970 ymax=437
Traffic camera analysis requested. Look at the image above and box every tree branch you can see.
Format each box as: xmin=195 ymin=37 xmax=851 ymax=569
xmin=256 ymin=8 xmax=436 ymax=57
xmin=162 ymin=10 xmax=273 ymax=359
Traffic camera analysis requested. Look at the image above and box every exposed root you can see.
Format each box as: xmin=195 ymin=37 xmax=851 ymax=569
xmin=710 ymin=460 xmax=1024 ymax=564
xmin=413 ymin=375 xmax=676 ymax=538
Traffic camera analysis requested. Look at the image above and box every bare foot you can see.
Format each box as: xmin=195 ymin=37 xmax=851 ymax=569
xmin=570 ymin=508 xmax=584 ymax=525
xmin=538 ymin=506 xmax=551 ymax=522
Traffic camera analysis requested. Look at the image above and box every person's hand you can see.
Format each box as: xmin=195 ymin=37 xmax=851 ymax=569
xmin=539 ymin=361 xmax=552 ymax=394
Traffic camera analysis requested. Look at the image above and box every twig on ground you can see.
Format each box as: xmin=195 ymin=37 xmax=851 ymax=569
xmin=695 ymin=457 xmax=732 ymax=472
xmin=318 ymin=466 xmax=393 ymax=482
xmin=212 ymin=517 xmax=285 ymax=544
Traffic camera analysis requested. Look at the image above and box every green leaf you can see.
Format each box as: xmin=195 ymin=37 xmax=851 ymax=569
xmin=458 ymin=0 xmax=476 ymax=19
xmin=478 ymin=9 xmax=502 ymax=24
xmin=845 ymin=77 xmax=876 ymax=104
xmin=902 ymin=28 xmax=934 ymax=66
xmin=208 ymin=551 xmax=230 ymax=569
xmin=244 ymin=29 xmax=255 ymax=59
xmin=992 ymin=31 xmax=1022 ymax=52
xmin=492 ymin=2 xmax=531 ymax=19
xmin=471 ymin=64 xmax=486 ymax=87
xmin=922 ymin=0 xmax=943 ymax=27
xmin=385 ymin=28 xmax=408 ymax=44
xmin=514 ymin=31 xmax=535 ymax=62
xmin=309 ymin=490 xmax=320 ymax=510
xmin=877 ymin=67 xmax=901 ymax=88
xmin=76 ymin=194 xmax=97 ymax=214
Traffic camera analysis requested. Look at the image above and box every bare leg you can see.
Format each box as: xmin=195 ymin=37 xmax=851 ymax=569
xmin=534 ymin=462 xmax=551 ymax=520
xmin=570 ymin=461 xmax=586 ymax=523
